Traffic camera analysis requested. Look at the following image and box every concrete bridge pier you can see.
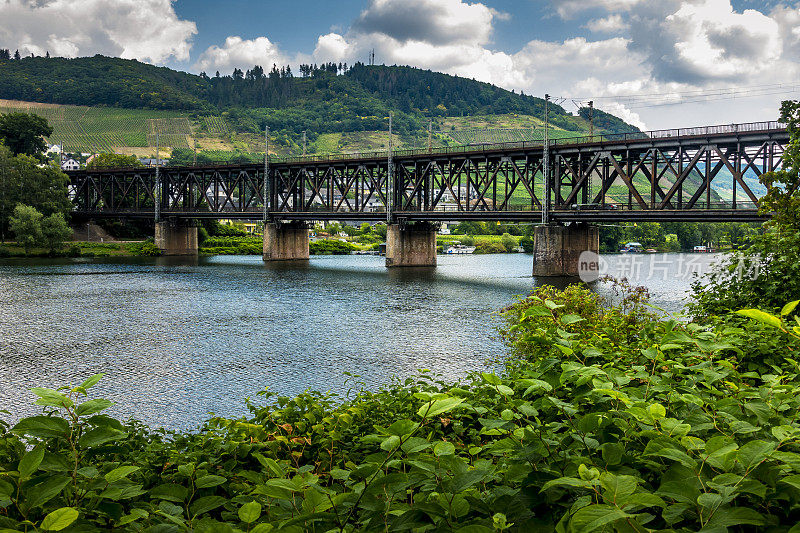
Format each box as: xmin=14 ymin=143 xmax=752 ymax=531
xmin=263 ymin=221 xmax=310 ymax=261
xmin=386 ymin=222 xmax=437 ymax=267
xmin=532 ymin=223 xmax=599 ymax=278
xmin=154 ymin=220 xmax=198 ymax=256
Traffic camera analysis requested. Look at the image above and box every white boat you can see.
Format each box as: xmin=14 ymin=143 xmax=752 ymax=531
xmin=446 ymin=244 xmax=476 ymax=254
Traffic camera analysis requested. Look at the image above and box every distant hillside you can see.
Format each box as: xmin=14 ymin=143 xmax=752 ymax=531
xmin=0 ymin=55 xmax=639 ymax=137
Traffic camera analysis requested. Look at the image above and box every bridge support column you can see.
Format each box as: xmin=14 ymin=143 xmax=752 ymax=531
xmin=386 ymin=223 xmax=437 ymax=268
xmin=154 ymin=220 xmax=198 ymax=256
xmin=262 ymin=222 xmax=309 ymax=261
xmin=532 ymin=223 xmax=599 ymax=277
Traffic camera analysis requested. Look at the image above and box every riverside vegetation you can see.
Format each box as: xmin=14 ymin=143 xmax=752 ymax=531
xmin=0 ymin=102 xmax=799 ymax=532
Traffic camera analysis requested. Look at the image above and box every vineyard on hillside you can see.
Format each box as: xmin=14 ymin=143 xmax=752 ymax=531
xmin=0 ymin=99 xmax=194 ymax=153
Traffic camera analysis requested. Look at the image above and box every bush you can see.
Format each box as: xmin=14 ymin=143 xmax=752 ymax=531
xmin=473 ymin=240 xmax=506 ymax=254
xmin=520 ymin=234 xmax=534 ymax=253
xmin=125 ymin=239 xmax=161 ymax=256
xmin=309 ymin=239 xmax=356 ymax=255
xmin=500 ymin=232 xmax=516 ymax=252
xmin=459 ymin=234 xmax=475 ymax=246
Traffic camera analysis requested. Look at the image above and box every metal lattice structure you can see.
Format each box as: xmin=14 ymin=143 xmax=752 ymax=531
xmin=67 ymin=121 xmax=787 ymax=223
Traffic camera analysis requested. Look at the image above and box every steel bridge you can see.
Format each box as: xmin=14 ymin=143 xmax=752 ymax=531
xmin=66 ymin=121 xmax=787 ymax=224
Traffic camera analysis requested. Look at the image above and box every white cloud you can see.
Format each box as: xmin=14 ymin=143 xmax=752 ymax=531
xmin=556 ymin=0 xmax=649 ymax=19
xmin=352 ymin=0 xmax=498 ymax=46
xmin=585 ymin=14 xmax=628 ymax=33
xmin=0 ymin=0 xmax=196 ymax=63
xmin=194 ymin=36 xmax=288 ymax=74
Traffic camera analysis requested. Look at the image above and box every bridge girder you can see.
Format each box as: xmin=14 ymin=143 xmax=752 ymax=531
xmin=66 ymin=123 xmax=787 ymax=224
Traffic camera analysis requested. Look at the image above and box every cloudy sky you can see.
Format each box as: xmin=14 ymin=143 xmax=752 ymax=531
xmin=2 ymin=0 xmax=799 ymax=129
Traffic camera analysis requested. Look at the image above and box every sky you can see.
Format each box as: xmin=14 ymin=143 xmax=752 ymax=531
xmin=1 ymin=0 xmax=799 ymax=130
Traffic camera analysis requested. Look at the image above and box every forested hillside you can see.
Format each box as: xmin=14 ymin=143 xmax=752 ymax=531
xmin=0 ymin=55 xmax=638 ymax=137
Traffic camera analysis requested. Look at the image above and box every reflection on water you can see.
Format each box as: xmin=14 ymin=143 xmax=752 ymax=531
xmin=0 ymin=252 xmax=719 ymax=429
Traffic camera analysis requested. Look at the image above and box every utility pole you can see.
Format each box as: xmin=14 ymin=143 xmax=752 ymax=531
xmin=154 ymin=132 xmax=160 ymax=223
xmin=542 ymin=94 xmax=550 ymax=225
xmin=302 ymin=130 xmax=307 ymax=156
xmin=387 ymin=112 xmax=393 ymax=224
xmin=427 ymin=119 xmax=432 ymax=152
xmin=263 ymin=126 xmax=270 ymax=222
xmin=588 ymin=100 xmax=594 ymax=138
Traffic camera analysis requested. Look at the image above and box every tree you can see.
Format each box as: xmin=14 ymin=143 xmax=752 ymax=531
xmin=13 ymin=50 xmax=20 ymax=60
xmin=41 ymin=212 xmax=73 ymax=253
xmin=501 ymin=232 xmax=516 ymax=252
xmin=0 ymin=146 xmax=71 ymax=241
xmin=86 ymin=153 xmax=142 ymax=169
xmin=0 ymin=112 xmax=53 ymax=156
xmin=9 ymin=204 xmax=43 ymax=255
xmin=692 ymin=100 xmax=800 ymax=314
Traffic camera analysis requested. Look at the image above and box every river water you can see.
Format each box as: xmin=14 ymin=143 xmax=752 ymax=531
xmin=0 ymin=252 xmax=720 ymax=429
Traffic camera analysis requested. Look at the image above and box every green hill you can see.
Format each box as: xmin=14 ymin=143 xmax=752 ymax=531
xmin=0 ymin=55 xmax=640 ymax=160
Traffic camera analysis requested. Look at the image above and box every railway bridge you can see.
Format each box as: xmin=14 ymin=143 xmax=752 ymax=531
xmin=66 ymin=120 xmax=787 ymax=275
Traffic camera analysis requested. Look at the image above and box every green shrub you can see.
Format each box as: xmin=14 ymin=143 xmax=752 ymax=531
xmin=473 ymin=240 xmax=506 ymax=254
xmin=309 ymin=239 xmax=356 ymax=255
xmin=125 ymin=239 xmax=161 ymax=256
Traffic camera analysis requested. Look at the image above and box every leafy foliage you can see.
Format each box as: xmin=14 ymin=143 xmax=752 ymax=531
xmin=0 ymin=145 xmax=71 ymax=241
xmin=86 ymin=153 xmax=142 ymax=169
xmin=0 ymin=111 xmax=52 ymax=156
xmin=692 ymin=100 xmax=800 ymax=314
xmin=2 ymin=285 xmax=800 ymax=531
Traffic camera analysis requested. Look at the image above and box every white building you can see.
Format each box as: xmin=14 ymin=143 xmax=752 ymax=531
xmin=61 ymin=159 xmax=80 ymax=171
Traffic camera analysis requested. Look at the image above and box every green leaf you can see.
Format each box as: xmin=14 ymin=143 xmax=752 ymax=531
xmin=781 ymin=300 xmax=800 ymax=316
xmin=496 ymin=384 xmax=514 ymax=396
xmin=40 ymin=507 xmax=79 ymax=531
xmin=149 ymin=483 xmax=189 ymax=503
xmin=190 ymin=495 xmax=228 ymax=517
xmin=648 ymin=403 xmax=666 ymax=420
xmin=75 ymin=399 xmax=114 ymax=417
xmin=12 ymin=416 xmax=69 ymax=438
xmin=481 ymin=372 xmax=501 ymax=385
xmin=455 ymin=526 xmax=492 ymax=533
xmin=238 ymin=501 xmax=262 ymax=524
xmin=104 ymin=466 xmax=140 ymax=483
xmin=737 ymin=440 xmax=775 ymax=470
xmin=79 ymin=374 xmax=104 ymax=390
xmin=77 ymin=427 xmax=124 ymax=448
xmin=18 ymin=445 xmax=44 ymax=480
xmin=401 ymin=437 xmax=431 ymax=454
xmin=705 ymin=506 xmax=765 ymax=528
xmin=523 ymin=305 xmax=552 ymax=317
xmin=380 ymin=435 xmax=401 ymax=452
xmin=386 ymin=419 xmax=417 ymax=436
xmin=541 ymin=477 xmax=594 ymax=492
xmin=195 ymin=475 xmax=227 ymax=489
xmin=252 ymin=453 xmax=284 ymax=477
xmin=26 ymin=475 xmax=71 ymax=508
xmin=434 ymin=441 xmax=455 ymax=456
xmin=569 ymin=504 xmax=631 ymax=533
xmin=117 ymin=509 xmax=148 ymax=526
xmin=599 ymin=473 xmax=637 ymax=501
xmin=735 ymin=308 xmax=783 ymax=328
xmin=561 ymin=314 xmax=585 ymax=325
xmin=31 ymin=388 xmax=73 ymax=408
xmin=417 ymin=397 xmax=464 ymax=418
xmin=251 ymin=524 xmax=274 ymax=533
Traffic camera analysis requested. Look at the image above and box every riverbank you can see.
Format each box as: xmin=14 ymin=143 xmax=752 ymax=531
xmin=0 ymin=240 xmax=156 ymax=258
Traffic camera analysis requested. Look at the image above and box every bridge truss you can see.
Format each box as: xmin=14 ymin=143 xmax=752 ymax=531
xmin=68 ymin=121 xmax=787 ymax=223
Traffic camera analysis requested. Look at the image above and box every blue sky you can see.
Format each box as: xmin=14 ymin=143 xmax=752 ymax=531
xmin=3 ymin=0 xmax=799 ymax=128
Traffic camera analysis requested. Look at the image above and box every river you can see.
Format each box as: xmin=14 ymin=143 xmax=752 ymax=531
xmin=0 ymin=252 xmax=721 ymax=429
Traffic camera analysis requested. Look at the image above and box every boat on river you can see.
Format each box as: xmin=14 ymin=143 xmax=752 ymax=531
xmin=446 ymin=245 xmax=476 ymax=254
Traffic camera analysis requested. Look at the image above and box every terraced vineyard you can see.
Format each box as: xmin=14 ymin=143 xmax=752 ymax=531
xmin=0 ymin=99 xmax=191 ymax=152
